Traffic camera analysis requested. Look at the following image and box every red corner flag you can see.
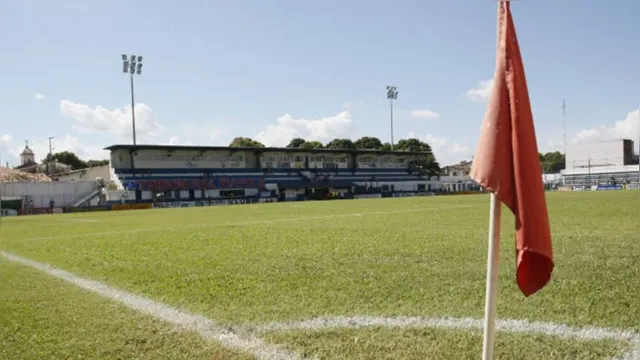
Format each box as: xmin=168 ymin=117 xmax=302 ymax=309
xmin=470 ymin=1 xmax=553 ymax=297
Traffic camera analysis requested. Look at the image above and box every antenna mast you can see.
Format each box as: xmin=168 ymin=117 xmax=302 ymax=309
xmin=562 ymin=99 xmax=567 ymax=155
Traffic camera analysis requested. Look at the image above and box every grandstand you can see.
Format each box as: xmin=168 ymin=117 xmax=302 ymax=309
xmin=105 ymin=145 xmax=442 ymax=203
xmin=562 ymin=139 xmax=640 ymax=186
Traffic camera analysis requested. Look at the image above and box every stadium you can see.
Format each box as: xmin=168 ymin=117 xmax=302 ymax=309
xmin=1 ymin=1 xmax=639 ymax=358
xmin=105 ymin=144 xmax=461 ymax=205
xmin=1 ymin=143 xmax=639 ymax=359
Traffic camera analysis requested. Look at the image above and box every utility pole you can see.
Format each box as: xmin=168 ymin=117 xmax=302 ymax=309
xmin=47 ymin=136 xmax=54 ymax=175
xmin=121 ymin=54 xmax=143 ymax=146
xmin=562 ymin=99 xmax=567 ymax=185
xmin=386 ymin=85 xmax=398 ymax=150
xmin=562 ymin=99 xmax=567 ymax=156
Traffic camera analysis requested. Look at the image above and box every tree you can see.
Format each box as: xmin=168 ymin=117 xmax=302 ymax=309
xmin=86 ymin=159 xmax=109 ymax=167
xmin=286 ymin=138 xmax=307 ymax=148
xmin=229 ymin=137 xmax=265 ymax=148
xmin=43 ymin=151 xmax=88 ymax=171
xmin=380 ymin=142 xmax=393 ymax=151
xmin=302 ymin=141 xmax=324 ymax=149
xmin=354 ymin=136 xmax=383 ymax=150
xmin=395 ymin=138 xmax=433 ymax=153
xmin=325 ymin=138 xmax=355 ymax=150
xmin=540 ymin=151 xmax=565 ymax=174
xmin=395 ymin=138 xmax=440 ymax=176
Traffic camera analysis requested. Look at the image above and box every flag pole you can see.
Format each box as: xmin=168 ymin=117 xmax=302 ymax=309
xmin=482 ymin=192 xmax=502 ymax=360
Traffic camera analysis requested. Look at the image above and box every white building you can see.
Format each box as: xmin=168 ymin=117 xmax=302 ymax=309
xmin=563 ymin=139 xmax=639 ymax=185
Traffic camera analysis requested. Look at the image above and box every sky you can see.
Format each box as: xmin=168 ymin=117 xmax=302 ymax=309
xmin=0 ymin=0 xmax=639 ymax=167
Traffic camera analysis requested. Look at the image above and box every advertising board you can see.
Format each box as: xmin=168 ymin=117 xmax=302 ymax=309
xmin=112 ymin=203 xmax=153 ymax=211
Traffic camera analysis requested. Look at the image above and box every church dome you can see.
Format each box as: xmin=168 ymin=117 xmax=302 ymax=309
xmin=21 ymin=146 xmax=34 ymax=156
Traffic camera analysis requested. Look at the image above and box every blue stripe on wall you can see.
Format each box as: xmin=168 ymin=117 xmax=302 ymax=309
xmin=114 ymin=167 xmax=411 ymax=175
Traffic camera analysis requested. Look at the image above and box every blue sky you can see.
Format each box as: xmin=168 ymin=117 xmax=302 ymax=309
xmin=1 ymin=0 xmax=639 ymax=166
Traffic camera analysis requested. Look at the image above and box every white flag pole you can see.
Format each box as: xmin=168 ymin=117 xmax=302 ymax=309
xmin=482 ymin=192 xmax=502 ymax=360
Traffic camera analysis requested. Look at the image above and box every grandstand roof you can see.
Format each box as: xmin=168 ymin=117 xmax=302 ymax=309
xmin=104 ymin=144 xmax=429 ymax=156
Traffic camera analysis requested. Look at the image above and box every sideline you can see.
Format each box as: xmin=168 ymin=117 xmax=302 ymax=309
xmin=2 ymin=251 xmax=638 ymax=359
xmin=249 ymin=316 xmax=639 ymax=360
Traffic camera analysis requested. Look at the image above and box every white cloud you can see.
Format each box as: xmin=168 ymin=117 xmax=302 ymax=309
xmin=167 ymin=136 xmax=193 ymax=146
xmin=408 ymin=132 xmax=472 ymax=166
xmin=571 ymin=109 xmax=640 ymax=151
xmin=466 ymin=79 xmax=494 ymax=103
xmin=0 ymin=135 xmax=13 ymax=165
xmin=34 ymin=93 xmax=46 ymax=101
xmin=210 ymin=128 xmax=222 ymax=140
xmin=410 ymin=109 xmax=440 ymax=120
xmin=255 ymin=111 xmax=353 ymax=147
xmin=60 ymin=100 xmax=162 ymax=138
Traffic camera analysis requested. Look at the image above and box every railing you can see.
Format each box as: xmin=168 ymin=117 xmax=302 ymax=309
xmin=70 ymin=187 xmax=102 ymax=207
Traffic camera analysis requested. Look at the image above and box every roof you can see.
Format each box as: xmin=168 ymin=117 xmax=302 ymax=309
xmin=104 ymin=144 xmax=430 ymax=156
xmin=443 ymin=160 xmax=472 ymax=169
xmin=21 ymin=146 xmax=34 ymax=156
xmin=15 ymin=160 xmax=37 ymax=169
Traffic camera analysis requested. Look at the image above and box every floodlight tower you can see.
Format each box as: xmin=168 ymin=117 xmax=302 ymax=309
xmin=47 ymin=136 xmax=54 ymax=175
xmin=121 ymin=54 xmax=143 ymax=146
xmin=386 ymin=85 xmax=399 ymax=150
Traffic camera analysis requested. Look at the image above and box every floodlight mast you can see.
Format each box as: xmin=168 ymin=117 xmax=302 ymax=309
xmin=121 ymin=54 xmax=143 ymax=146
xmin=386 ymin=85 xmax=399 ymax=150
xmin=47 ymin=136 xmax=54 ymax=176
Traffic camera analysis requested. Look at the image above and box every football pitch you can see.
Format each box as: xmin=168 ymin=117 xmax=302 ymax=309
xmin=1 ymin=191 xmax=638 ymax=359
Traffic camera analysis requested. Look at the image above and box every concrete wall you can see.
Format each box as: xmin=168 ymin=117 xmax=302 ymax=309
xmin=262 ymin=152 xmax=307 ymax=169
xmin=0 ymin=181 xmax=97 ymax=208
xmin=53 ymin=165 xmax=111 ymax=183
xmin=356 ymin=154 xmax=409 ymax=169
xmin=111 ymin=149 xmax=251 ymax=169
xmin=308 ymin=153 xmax=351 ymax=169
xmin=566 ymin=140 xmax=628 ymax=170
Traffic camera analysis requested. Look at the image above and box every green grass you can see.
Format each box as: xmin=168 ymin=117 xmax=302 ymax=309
xmin=263 ymin=328 xmax=625 ymax=360
xmin=0 ymin=260 xmax=251 ymax=360
xmin=1 ymin=191 xmax=638 ymax=359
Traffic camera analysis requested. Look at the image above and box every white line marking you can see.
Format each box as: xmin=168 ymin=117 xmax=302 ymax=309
xmin=19 ymin=205 xmax=472 ymax=242
xmin=249 ymin=316 xmax=640 ymax=360
xmin=2 ymin=251 xmax=637 ymax=359
xmin=0 ymin=251 xmax=303 ymax=360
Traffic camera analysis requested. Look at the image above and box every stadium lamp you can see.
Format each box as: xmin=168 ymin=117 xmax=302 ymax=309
xmin=121 ymin=54 xmax=144 ymax=146
xmin=386 ymin=86 xmax=399 ymax=150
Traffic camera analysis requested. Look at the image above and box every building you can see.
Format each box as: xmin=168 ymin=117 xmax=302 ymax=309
xmin=441 ymin=160 xmax=472 ymax=177
xmin=439 ymin=160 xmax=478 ymax=192
xmin=14 ymin=142 xmax=72 ymax=175
xmin=563 ymin=139 xmax=640 ymax=185
xmin=105 ymin=144 xmax=442 ymax=203
xmin=15 ymin=142 xmax=37 ymax=171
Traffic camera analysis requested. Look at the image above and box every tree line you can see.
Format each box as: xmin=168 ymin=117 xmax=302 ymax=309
xmin=42 ymin=152 xmax=109 ymax=171
xmin=229 ymin=136 xmax=433 ymax=152
xmin=229 ymin=136 xmax=442 ymax=175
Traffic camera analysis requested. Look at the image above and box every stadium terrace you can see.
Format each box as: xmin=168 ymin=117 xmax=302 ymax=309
xmin=104 ymin=144 xmax=456 ymax=203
